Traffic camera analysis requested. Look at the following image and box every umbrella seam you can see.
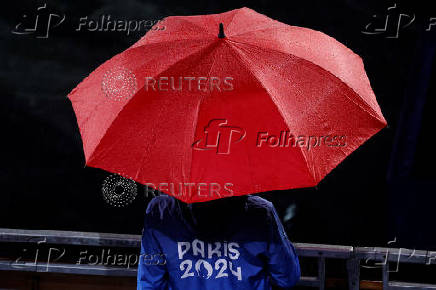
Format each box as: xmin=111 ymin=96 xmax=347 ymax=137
xmin=223 ymin=7 xmax=242 ymax=35
xmin=225 ymin=41 xmax=318 ymax=184
xmin=228 ymin=40 xmax=388 ymax=183
xmin=86 ymin=41 xmax=219 ymax=167
xmin=162 ymin=16 xmax=214 ymax=37
xmin=187 ymin=42 xmax=221 ymax=203
xmin=68 ymin=38 xmax=214 ymax=162
xmin=125 ymin=37 xmax=214 ymax=54
xmin=230 ymin=22 xmax=285 ymax=38
xmin=227 ymin=38 xmax=385 ymax=124
xmin=130 ymin=41 xmax=221 ymax=186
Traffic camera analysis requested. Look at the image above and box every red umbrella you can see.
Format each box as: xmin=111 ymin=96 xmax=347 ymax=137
xmin=68 ymin=7 xmax=386 ymax=203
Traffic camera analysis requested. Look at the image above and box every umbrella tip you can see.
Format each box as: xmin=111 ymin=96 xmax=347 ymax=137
xmin=218 ymin=23 xmax=225 ymax=38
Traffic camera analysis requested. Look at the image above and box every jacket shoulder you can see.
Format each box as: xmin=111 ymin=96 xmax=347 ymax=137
xmin=246 ymin=195 xmax=274 ymax=211
xmin=245 ymin=195 xmax=275 ymax=222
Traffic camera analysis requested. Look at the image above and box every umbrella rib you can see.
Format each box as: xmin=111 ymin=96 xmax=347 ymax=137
xmin=227 ymin=39 xmax=385 ymax=124
xmin=221 ymin=44 xmax=259 ymax=193
xmin=222 ymin=7 xmax=241 ymax=34
xmin=223 ymin=8 xmax=285 ymax=38
xmin=86 ymin=41 xmax=219 ymax=167
xmin=225 ymin=41 xmax=318 ymax=185
xmin=124 ymin=36 xmax=213 ymax=55
xmin=124 ymin=15 xmax=220 ymax=52
xmin=131 ymin=41 xmax=222 ymax=185
xmin=69 ymin=38 xmax=213 ymax=139
xmin=187 ymin=44 xmax=222 ymax=201
xmin=227 ymin=40 xmax=387 ymax=183
xmin=230 ymin=23 xmax=287 ymax=38
xmin=166 ymin=7 xmax=242 ymax=37
xmin=170 ymin=16 xmax=215 ymax=36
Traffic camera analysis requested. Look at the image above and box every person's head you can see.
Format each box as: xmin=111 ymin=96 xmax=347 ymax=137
xmin=179 ymin=195 xmax=248 ymax=240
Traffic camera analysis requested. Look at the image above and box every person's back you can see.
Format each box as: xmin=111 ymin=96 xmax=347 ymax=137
xmin=137 ymin=194 xmax=300 ymax=290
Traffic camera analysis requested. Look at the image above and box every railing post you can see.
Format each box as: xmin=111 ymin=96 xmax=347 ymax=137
xmin=346 ymin=254 xmax=360 ymax=290
xmin=318 ymin=256 xmax=325 ymax=290
xmin=382 ymin=262 xmax=389 ymax=290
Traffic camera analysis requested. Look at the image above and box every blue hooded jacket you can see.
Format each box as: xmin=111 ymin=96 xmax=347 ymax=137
xmin=137 ymin=195 xmax=300 ymax=289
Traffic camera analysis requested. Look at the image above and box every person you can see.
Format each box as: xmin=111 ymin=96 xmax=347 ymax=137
xmin=137 ymin=194 xmax=300 ymax=289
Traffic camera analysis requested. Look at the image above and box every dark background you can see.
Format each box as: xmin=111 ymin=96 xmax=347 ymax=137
xmin=0 ymin=0 xmax=435 ymax=251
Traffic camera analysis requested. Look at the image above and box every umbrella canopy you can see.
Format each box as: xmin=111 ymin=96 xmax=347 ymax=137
xmin=68 ymin=7 xmax=386 ymax=203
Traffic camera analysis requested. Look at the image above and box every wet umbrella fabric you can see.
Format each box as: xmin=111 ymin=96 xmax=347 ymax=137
xmin=68 ymin=7 xmax=386 ymax=203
